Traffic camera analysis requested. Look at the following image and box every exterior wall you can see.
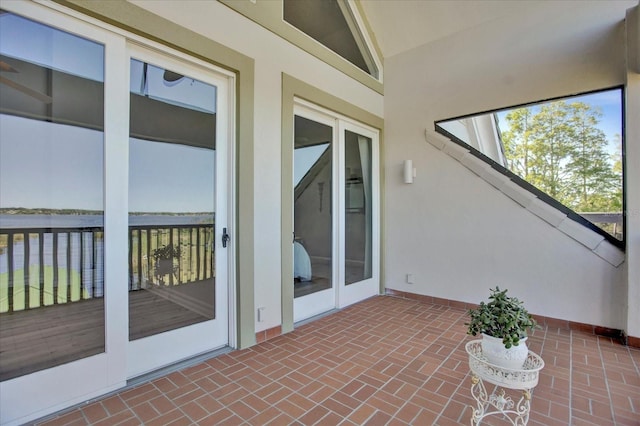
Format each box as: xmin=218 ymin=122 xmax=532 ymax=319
xmin=126 ymin=0 xmax=383 ymax=334
xmin=383 ymin=1 xmax=632 ymax=330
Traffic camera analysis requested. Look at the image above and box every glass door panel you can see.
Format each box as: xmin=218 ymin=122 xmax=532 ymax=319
xmin=292 ymin=102 xmax=379 ymax=322
xmin=127 ymin=46 xmax=228 ymax=377
xmin=344 ymin=130 xmax=372 ymax=285
xmin=0 ymin=11 xmax=105 ymax=381
xmin=293 ymin=114 xmax=336 ymax=322
xmin=338 ymin=123 xmax=379 ymax=308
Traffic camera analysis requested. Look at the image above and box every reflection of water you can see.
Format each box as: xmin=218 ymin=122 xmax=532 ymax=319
xmin=0 ymin=214 xmax=103 ymax=229
xmin=0 ymin=214 xmax=213 ymax=228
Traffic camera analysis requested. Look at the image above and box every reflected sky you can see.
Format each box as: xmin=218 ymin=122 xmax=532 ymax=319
xmin=0 ymin=115 xmax=216 ymax=213
xmin=295 ymin=143 xmax=330 ymax=186
xmin=0 ymin=12 xmax=103 ymax=82
xmin=129 ymin=139 xmax=215 ymax=213
xmin=0 ymin=115 xmax=103 ymax=210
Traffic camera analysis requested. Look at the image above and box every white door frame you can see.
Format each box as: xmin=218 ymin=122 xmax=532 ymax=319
xmin=125 ymin=43 xmax=234 ymax=378
xmin=337 ymin=120 xmax=380 ymax=309
xmin=292 ymin=103 xmax=339 ymax=322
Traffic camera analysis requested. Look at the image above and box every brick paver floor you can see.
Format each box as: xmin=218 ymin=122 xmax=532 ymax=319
xmin=36 ymin=295 xmax=640 ymax=425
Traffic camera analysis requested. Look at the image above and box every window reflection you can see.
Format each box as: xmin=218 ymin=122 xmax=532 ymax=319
xmin=294 ymin=116 xmax=333 ymax=297
xmin=0 ymin=11 xmax=105 ymax=381
xmin=128 ymin=59 xmax=217 ymax=340
xmin=345 ymin=130 xmax=372 ymax=285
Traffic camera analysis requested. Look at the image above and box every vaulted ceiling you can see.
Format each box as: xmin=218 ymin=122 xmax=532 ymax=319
xmin=359 ymin=0 xmax=638 ymax=59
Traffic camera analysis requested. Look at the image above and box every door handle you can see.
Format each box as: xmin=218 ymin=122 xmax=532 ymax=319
xmin=222 ymin=227 xmax=230 ymax=248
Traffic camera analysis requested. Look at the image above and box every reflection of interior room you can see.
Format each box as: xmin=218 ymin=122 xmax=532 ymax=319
xmin=293 ymin=116 xmax=333 ymax=298
xmin=293 ymin=118 xmax=373 ymax=298
xmin=344 ymin=130 xmax=372 ymax=285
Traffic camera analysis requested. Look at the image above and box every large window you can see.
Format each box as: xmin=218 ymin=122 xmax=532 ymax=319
xmin=436 ymin=89 xmax=624 ymax=244
xmin=0 ymin=11 xmax=105 ymax=380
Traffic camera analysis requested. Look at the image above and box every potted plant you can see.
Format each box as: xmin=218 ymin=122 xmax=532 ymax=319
xmin=466 ymin=287 xmax=537 ymax=369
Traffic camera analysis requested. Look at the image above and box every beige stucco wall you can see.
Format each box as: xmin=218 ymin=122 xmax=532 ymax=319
xmin=625 ymin=3 xmax=640 ymax=340
xmin=383 ymin=1 xmax=634 ymax=331
xmin=126 ymin=0 xmax=384 ymax=335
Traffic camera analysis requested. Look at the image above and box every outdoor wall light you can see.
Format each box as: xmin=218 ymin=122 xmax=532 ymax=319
xmin=403 ymin=159 xmax=416 ymax=184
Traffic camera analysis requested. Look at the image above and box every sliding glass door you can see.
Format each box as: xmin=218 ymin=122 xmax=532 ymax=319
xmin=0 ymin=9 xmax=106 ymax=382
xmin=0 ymin=3 xmax=235 ymax=423
xmin=126 ymin=45 xmax=230 ymax=378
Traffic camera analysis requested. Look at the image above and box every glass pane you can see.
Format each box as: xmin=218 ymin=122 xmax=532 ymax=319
xmin=294 ymin=115 xmax=332 ymax=298
xmin=345 ymin=131 xmax=372 ymax=284
xmin=129 ymin=59 xmax=216 ymax=340
xmin=436 ymin=89 xmax=624 ymax=242
xmin=0 ymin=11 xmax=105 ymax=381
xmin=283 ymin=0 xmax=378 ymax=77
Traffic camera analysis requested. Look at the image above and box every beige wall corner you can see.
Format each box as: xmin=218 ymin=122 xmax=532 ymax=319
xmin=624 ymin=4 xmax=640 ymax=338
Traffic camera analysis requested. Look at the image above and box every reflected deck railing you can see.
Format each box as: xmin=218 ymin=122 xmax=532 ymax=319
xmin=0 ymin=224 xmax=214 ymax=313
xmin=0 ymin=227 xmax=103 ymax=313
xmin=128 ymin=224 xmax=214 ymax=291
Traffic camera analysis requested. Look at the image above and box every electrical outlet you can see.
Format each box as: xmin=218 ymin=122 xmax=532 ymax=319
xmin=257 ymin=307 xmax=265 ymax=322
xmin=406 ymin=274 xmax=414 ymax=284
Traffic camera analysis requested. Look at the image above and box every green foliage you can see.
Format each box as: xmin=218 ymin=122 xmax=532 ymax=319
xmin=466 ymin=287 xmax=537 ymax=349
xmin=502 ymin=101 xmax=622 ymax=217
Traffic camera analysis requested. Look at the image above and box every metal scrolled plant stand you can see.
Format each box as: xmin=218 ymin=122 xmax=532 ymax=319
xmin=465 ymin=340 xmax=545 ymax=425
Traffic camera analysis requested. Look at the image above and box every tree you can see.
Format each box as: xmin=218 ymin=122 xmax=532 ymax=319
xmin=502 ymin=108 xmax=535 ymax=180
xmin=564 ymin=103 xmax=618 ymax=212
xmin=526 ymin=101 xmax=574 ymax=201
xmin=502 ymin=100 xmax=622 ymax=217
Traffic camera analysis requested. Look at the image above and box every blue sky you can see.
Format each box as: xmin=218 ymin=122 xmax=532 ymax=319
xmin=496 ymin=89 xmax=623 ymax=154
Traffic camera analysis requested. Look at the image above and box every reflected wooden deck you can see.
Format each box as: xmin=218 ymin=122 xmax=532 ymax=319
xmin=0 ymin=290 xmax=208 ymax=382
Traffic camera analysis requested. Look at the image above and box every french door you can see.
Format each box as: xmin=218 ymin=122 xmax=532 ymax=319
xmin=293 ymin=101 xmax=379 ymax=323
xmin=126 ymin=44 xmax=231 ymax=378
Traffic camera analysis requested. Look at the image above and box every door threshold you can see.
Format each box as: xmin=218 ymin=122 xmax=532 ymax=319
xmin=127 ymin=345 xmax=233 ymax=387
xmin=294 ymin=309 xmax=339 ymax=328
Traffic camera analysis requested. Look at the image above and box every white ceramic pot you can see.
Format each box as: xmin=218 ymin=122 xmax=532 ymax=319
xmin=481 ymin=334 xmax=528 ymax=369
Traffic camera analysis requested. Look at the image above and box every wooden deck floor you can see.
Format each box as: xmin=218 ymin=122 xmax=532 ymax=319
xmin=0 ymin=289 xmax=208 ymax=382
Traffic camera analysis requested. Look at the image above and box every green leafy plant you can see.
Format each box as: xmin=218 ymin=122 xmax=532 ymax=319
xmin=466 ymin=287 xmax=537 ymax=349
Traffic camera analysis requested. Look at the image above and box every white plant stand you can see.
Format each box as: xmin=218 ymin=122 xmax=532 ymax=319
xmin=465 ymin=340 xmax=545 ymax=426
